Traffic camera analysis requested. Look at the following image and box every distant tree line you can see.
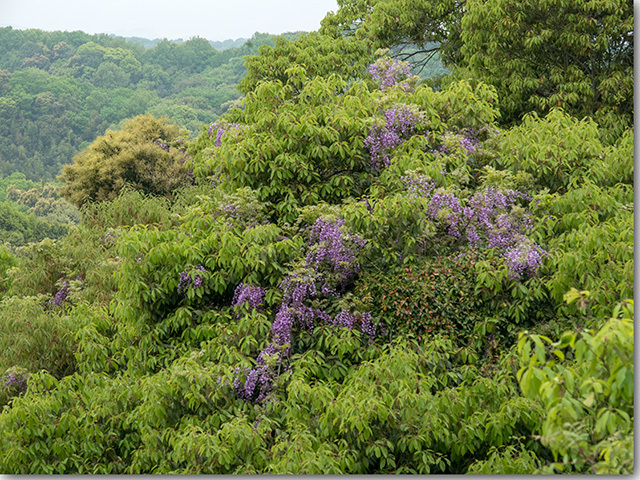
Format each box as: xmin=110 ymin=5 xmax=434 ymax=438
xmin=0 ymin=28 xmax=309 ymax=181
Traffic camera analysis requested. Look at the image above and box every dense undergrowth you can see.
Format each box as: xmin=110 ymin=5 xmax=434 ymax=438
xmin=0 ymin=4 xmax=634 ymax=474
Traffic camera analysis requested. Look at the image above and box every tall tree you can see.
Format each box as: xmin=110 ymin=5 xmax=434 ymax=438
xmin=461 ymin=0 xmax=633 ymax=128
xmin=319 ymin=0 xmax=465 ymax=71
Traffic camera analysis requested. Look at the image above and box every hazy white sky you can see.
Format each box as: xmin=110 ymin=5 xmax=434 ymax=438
xmin=0 ymin=0 xmax=340 ymax=41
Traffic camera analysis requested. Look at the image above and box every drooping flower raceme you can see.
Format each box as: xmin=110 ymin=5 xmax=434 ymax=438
xmin=364 ymin=106 xmax=424 ymax=170
xmin=49 ymin=281 xmax=70 ymax=307
xmin=232 ymin=283 xmax=266 ymax=318
xmin=177 ymin=265 xmax=206 ymax=297
xmin=306 ymin=217 xmax=365 ymax=286
xmin=368 ymin=58 xmax=413 ymax=91
xmin=2 ymin=372 xmax=28 ymax=393
xmin=232 ymin=217 xmax=375 ymax=403
xmin=207 ymin=121 xmax=243 ymax=147
xmin=504 ymin=241 xmax=547 ymax=280
xmin=404 ymin=177 xmax=548 ymax=279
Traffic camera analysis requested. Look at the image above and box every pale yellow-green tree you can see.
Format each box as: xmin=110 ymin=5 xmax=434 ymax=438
xmin=59 ymin=115 xmax=189 ymax=208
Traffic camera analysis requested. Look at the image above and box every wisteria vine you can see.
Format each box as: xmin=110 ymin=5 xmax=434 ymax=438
xmin=364 ymin=105 xmax=424 ymax=170
xmin=207 ymin=121 xmax=243 ymax=147
xmin=231 ymin=217 xmax=381 ymax=403
xmin=368 ymin=57 xmax=413 ymax=91
xmin=403 ymin=175 xmax=548 ymax=279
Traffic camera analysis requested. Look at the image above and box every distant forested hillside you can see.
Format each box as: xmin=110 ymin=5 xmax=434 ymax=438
xmin=0 ymin=28 xmax=307 ymax=181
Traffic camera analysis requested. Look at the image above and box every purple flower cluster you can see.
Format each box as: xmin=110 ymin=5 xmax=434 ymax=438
xmin=232 ymin=365 xmax=273 ymax=403
xmin=306 ymin=217 xmax=365 ymax=286
xmin=430 ymin=129 xmax=484 ymax=157
xmin=368 ymin=58 xmax=413 ymax=91
xmin=232 ymin=218 xmax=374 ymax=403
xmin=153 ymin=140 xmax=170 ymax=152
xmin=504 ymin=243 xmax=548 ymax=280
xmin=99 ymin=231 xmax=116 ymax=243
xmin=459 ymin=136 xmax=478 ymax=154
xmin=207 ymin=122 xmax=243 ymax=147
xmin=360 ymin=312 xmax=383 ymax=341
xmin=364 ymin=107 xmax=423 ymax=170
xmin=403 ymin=175 xmax=436 ymax=199
xmin=49 ymin=281 xmax=70 ymax=307
xmin=177 ymin=265 xmax=206 ymax=297
xmin=2 ymin=373 xmax=27 ymax=393
xmin=460 ymin=188 xmax=532 ymax=248
xmin=404 ymin=177 xmax=547 ymax=279
xmin=232 ymin=283 xmax=266 ymax=318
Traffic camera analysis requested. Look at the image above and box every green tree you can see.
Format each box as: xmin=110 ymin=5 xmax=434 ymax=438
xmin=320 ymin=0 xmax=464 ymax=69
xmin=460 ymin=0 xmax=633 ymax=128
xmin=239 ymin=32 xmax=371 ymax=95
xmin=59 ymin=115 xmax=189 ymax=208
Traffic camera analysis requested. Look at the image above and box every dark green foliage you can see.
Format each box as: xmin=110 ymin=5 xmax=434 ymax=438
xmin=320 ymin=0 xmax=462 ymax=69
xmin=358 ymin=250 xmax=503 ymax=341
xmin=461 ymin=0 xmax=633 ymax=128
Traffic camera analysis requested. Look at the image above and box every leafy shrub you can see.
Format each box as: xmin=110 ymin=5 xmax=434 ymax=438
xmin=493 ymin=109 xmax=626 ymax=193
xmin=0 ymin=244 xmax=16 ymax=295
xmin=517 ymin=298 xmax=634 ymax=473
xmin=0 ymin=296 xmax=83 ymax=408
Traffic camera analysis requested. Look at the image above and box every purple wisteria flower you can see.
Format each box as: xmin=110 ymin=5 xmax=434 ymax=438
xmin=232 ymin=217 xmax=373 ymax=403
xmin=403 ymin=176 xmax=547 ymax=279
xmin=49 ymin=281 xmax=70 ymax=307
xmin=232 ymin=365 xmax=273 ymax=403
xmin=177 ymin=265 xmax=206 ymax=297
xmin=368 ymin=58 xmax=413 ymax=91
xmin=504 ymin=242 xmax=548 ymax=280
xmin=364 ymin=106 xmax=423 ymax=170
xmin=232 ymin=283 xmax=266 ymax=318
xmin=306 ymin=217 xmax=365 ymax=286
xmin=2 ymin=372 xmax=28 ymax=393
xmin=208 ymin=122 xmax=243 ymax=147
xmin=153 ymin=140 xmax=169 ymax=152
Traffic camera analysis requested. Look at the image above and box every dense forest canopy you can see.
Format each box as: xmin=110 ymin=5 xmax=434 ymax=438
xmin=0 ymin=0 xmax=634 ymax=474
xmin=0 ymin=27 xmax=307 ymax=181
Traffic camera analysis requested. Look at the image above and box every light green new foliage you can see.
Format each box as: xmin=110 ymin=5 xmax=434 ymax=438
xmin=239 ymin=32 xmax=372 ymax=95
xmin=493 ymin=109 xmax=633 ymax=318
xmin=495 ymin=109 xmax=616 ymax=193
xmin=517 ymin=298 xmax=634 ymax=473
xmin=110 ymin=187 xmax=301 ymax=374
xmin=197 ymin=70 xmax=380 ymax=224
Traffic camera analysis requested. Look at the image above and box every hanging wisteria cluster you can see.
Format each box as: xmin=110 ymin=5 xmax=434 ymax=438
xmin=403 ymin=176 xmax=548 ymax=279
xmin=232 ymin=217 xmax=380 ymax=403
xmin=153 ymin=140 xmax=169 ymax=152
xmin=49 ymin=281 xmax=70 ymax=307
xmin=207 ymin=121 xmax=243 ymax=147
xmin=364 ymin=106 xmax=424 ymax=170
xmin=306 ymin=217 xmax=365 ymax=286
xmin=2 ymin=372 xmax=28 ymax=393
xmin=176 ymin=265 xmax=206 ymax=297
xmin=367 ymin=58 xmax=413 ymax=91
xmin=232 ymin=283 xmax=266 ymax=318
